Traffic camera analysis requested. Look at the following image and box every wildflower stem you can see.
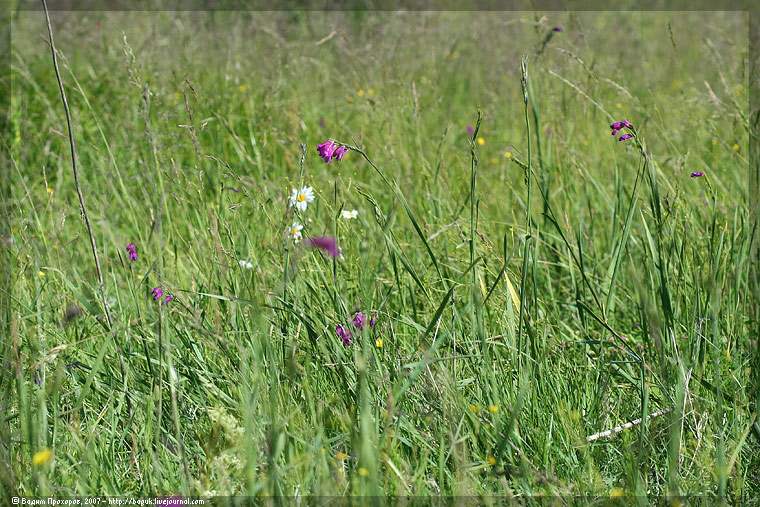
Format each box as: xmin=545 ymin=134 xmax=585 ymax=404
xmin=42 ymin=1 xmax=112 ymax=330
xmin=42 ymin=0 xmax=130 ymax=415
xmin=517 ymin=56 xmax=533 ymax=362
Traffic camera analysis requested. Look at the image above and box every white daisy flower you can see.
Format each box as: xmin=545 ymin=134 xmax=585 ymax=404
xmin=238 ymin=259 xmax=253 ymax=269
xmin=341 ymin=209 xmax=358 ymax=220
xmin=287 ymin=222 xmax=304 ymax=243
xmin=289 ymin=186 xmax=315 ymax=212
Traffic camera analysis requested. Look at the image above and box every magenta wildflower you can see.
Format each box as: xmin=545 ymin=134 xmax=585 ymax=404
xmin=610 ymin=121 xmax=633 ymax=130
xmin=690 ymin=172 xmax=704 ymax=178
xmin=150 ymin=286 xmax=164 ymax=301
xmin=304 ymin=236 xmax=342 ymax=258
xmin=546 ymin=128 xmax=552 ymax=137
xmin=317 ymin=141 xmax=337 ymax=162
xmin=334 ymin=145 xmax=349 ymax=161
xmin=370 ymin=313 xmax=378 ymax=328
xmin=164 ymin=294 xmax=174 ymax=304
xmin=126 ymin=244 xmax=137 ymax=261
xmin=610 ymin=121 xmax=634 ymax=136
xmin=466 ymin=125 xmax=475 ymax=135
xmin=353 ymin=312 xmax=366 ymax=330
xmin=618 ymin=134 xmax=633 ymax=141
xmin=553 ymin=26 xmax=563 ymax=32
xmin=336 ymin=325 xmax=352 ymax=346
xmin=318 ymin=140 xmax=349 ymax=163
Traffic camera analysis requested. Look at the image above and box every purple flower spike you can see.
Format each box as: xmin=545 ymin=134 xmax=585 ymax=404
xmin=618 ymin=134 xmax=633 ymax=141
xmin=317 ymin=141 xmax=338 ymax=163
xmin=333 ymin=145 xmax=348 ymax=161
xmin=370 ymin=313 xmax=378 ymax=328
xmin=609 ymin=122 xmax=625 ymax=130
xmin=126 ymin=244 xmax=137 ymax=261
xmin=690 ymin=172 xmax=704 ymax=178
xmin=304 ymin=236 xmax=342 ymax=258
xmin=553 ymin=26 xmax=562 ymax=32
xmin=336 ymin=325 xmax=352 ymax=346
xmin=622 ymin=121 xmax=633 ymax=129
xmin=611 ymin=129 xmax=621 ymax=136
xmin=466 ymin=125 xmax=475 ymax=135
xmin=164 ymin=294 xmax=174 ymax=304
xmin=151 ymin=286 xmax=164 ymax=301
xmin=353 ymin=312 xmax=365 ymax=330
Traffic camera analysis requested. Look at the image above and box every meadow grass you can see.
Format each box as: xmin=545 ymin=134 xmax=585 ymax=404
xmin=2 ymin=9 xmax=758 ymax=501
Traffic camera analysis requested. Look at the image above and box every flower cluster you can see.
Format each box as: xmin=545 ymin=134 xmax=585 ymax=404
xmin=335 ymin=311 xmax=378 ymax=346
xmin=126 ymin=243 xmax=137 ymax=261
xmin=610 ymin=120 xmax=634 ymax=141
xmin=317 ymin=141 xmax=348 ymax=163
xmin=151 ymin=286 xmax=174 ymax=304
xmin=124 ymin=242 xmax=175 ymax=306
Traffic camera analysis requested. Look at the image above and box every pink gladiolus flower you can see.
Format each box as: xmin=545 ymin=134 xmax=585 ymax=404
xmin=353 ymin=312 xmax=365 ymax=330
xmin=151 ymin=286 xmax=164 ymax=301
xmin=333 ymin=145 xmax=348 ymax=161
xmin=304 ymin=236 xmax=342 ymax=258
xmin=317 ymin=141 xmax=337 ymax=162
xmin=126 ymin=244 xmax=137 ymax=261
xmin=336 ymin=325 xmax=352 ymax=346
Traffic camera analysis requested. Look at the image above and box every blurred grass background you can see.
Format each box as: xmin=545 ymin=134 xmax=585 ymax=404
xmin=3 ymin=9 xmax=757 ymax=500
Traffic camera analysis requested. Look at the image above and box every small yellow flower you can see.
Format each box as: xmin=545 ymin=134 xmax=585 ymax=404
xmin=335 ymin=452 xmax=348 ymax=461
xmin=12 ymin=227 xmax=18 ymax=233
xmin=368 ymin=89 xmax=375 ymax=95
xmin=173 ymin=92 xmax=180 ymax=101
xmin=32 ymin=448 xmax=52 ymax=466
xmin=53 ymin=245 xmax=58 ymax=249
xmin=504 ymin=151 xmax=512 ymax=159
xmin=616 ymin=103 xmax=622 ymax=109
xmin=357 ymin=89 xmax=365 ymax=96
xmin=733 ymin=143 xmax=739 ymax=151
xmin=47 ymin=188 xmax=53 ymax=194
xmin=582 ymin=140 xmax=590 ymax=146
xmin=452 ymin=51 xmax=460 ymax=59
xmin=487 ymin=405 xmax=500 ymax=413
xmin=490 ymin=158 xmax=498 ymax=164
xmin=487 ymin=456 xmax=497 ymax=465
xmin=712 ymin=139 xmax=718 ymax=146
xmin=375 ymin=338 xmax=383 ymax=348
xmin=347 ymin=97 xmax=354 ymax=103
xmin=468 ymin=405 xmax=481 ymax=412
xmin=477 ymin=137 xmax=485 ymax=146
xmin=237 ymin=83 xmax=250 ymax=93
xmin=38 ymin=271 xmax=45 ymax=277
xmin=358 ymin=467 xmax=369 ymax=476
